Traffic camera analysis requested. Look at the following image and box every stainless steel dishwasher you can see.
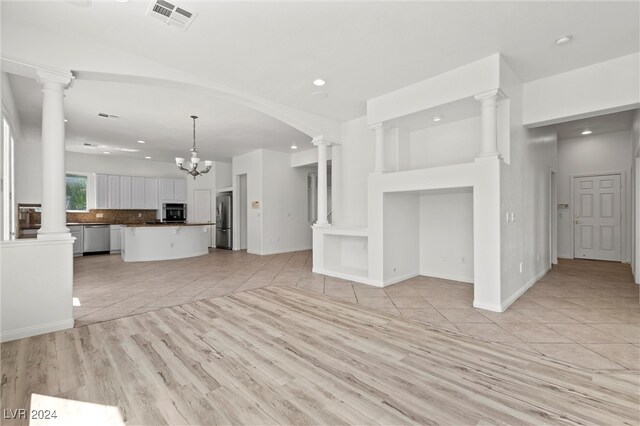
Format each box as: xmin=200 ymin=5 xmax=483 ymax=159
xmin=83 ymin=224 xmax=111 ymax=255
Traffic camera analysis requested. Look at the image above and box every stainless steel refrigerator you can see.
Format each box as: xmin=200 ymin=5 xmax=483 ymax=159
xmin=216 ymin=192 xmax=232 ymax=249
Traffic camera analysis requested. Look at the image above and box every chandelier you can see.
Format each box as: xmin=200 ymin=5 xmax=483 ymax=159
xmin=175 ymin=115 xmax=212 ymax=179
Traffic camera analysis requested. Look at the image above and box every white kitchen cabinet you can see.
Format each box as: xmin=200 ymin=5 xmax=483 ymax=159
xmin=132 ymin=177 xmax=146 ymax=209
xmin=174 ymin=178 xmax=186 ymax=202
xmin=120 ymin=176 xmax=132 ymax=209
xmin=69 ymin=225 xmax=83 ymax=257
xmin=96 ymin=174 xmax=108 ymax=209
xmin=108 ymin=175 xmax=120 ymax=209
xmin=160 ymin=178 xmax=174 ymax=201
xmin=110 ymin=225 xmax=122 ymax=253
xmin=159 ymin=178 xmax=187 ymax=203
xmin=144 ymin=178 xmax=159 ymax=209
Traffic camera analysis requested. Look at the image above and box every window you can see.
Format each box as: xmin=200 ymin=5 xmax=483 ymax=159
xmin=66 ymin=173 xmax=88 ymax=211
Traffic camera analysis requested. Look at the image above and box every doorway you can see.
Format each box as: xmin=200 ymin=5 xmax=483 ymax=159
xmin=573 ymin=173 xmax=622 ymax=261
xmin=238 ymin=174 xmax=248 ymax=250
xmin=550 ymin=170 xmax=558 ymax=266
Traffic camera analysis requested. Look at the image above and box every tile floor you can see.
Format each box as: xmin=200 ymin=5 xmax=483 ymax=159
xmin=74 ymin=251 xmax=638 ymax=371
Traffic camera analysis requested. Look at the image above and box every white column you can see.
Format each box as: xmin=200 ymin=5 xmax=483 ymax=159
xmin=370 ymin=123 xmax=386 ymax=173
xmin=37 ymin=70 xmax=74 ymax=240
xmin=474 ymin=89 xmax=501 ymax=160
xmin=312 ymin=136 xmax=331 ymax=226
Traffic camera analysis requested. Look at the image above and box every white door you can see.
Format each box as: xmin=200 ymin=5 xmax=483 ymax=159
xmin=193 ymin=189 xmax=212 ymax=247
xmin=574 ymin=174 xmax=622 ymax=261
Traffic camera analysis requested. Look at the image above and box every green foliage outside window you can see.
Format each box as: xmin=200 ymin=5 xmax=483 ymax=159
xmin=66 ymin=174 xmax=87 ymax=211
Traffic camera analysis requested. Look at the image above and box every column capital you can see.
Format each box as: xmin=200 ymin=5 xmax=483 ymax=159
xmin=36 ymin=69 xmax=74 ymax=89
xmin=369 ymin=123 xmax=388 ymax=132
xmin=311 ymin=135 xmax=332 ymax=147
xmin=474 ymin=88 xmax=505 ymax=102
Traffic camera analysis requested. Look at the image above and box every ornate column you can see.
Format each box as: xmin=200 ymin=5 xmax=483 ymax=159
xmin=312 ymin=136 xmax=331 ymax=226
xmin=474 ymin=89 xmax=501 ymax=160
xmin=37 ymin=70 xmax=74 ymax=240
xmin=370 ymin=123 xmax=386 ymax=173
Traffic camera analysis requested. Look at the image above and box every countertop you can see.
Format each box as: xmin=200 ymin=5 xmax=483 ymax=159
xmin=122 ymin=222 xmax=215 ymax=228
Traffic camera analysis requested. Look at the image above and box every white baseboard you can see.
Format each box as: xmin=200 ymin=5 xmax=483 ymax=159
xmin=1 ymin=319 xmax=74 ymax=343
xmin=500 ymin=266 xmax=551 ymax=311
xmin=260 ymin=246 xmax=312 ymax=256
xmin=382 ymin=271 xmax=420 ymax=287
xmin=419 ymin=270 xmax=474 ymax=284
xmin=312 ymin=267 xmax=383 ymax=287
xmin=473 ymin=300 xmax=503 ymax=312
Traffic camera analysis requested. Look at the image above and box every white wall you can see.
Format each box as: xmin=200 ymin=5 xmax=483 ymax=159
xmin=339 ymin=116 xmax=374 ymax=227
xmin=419 ymin=190 xmax=474 ymax=283
xmin=232 ymin=150 xmax=263 ymax=254
xmin=15 ymin=141 xmax=43 ymax=204
xmin=523 ymin=53 xmax=640 ymax=127
xmin=67 ymin=152 xmax=183 ymax=178
xmin=632 ymin=110 xmax=640 ymax=283
xmin=499 ymin=58 xmax=558 ymax=307
xmin=557 ymin=130 xmax=633 ymax=261
xmin=409 ymin=116 xmax=481 ymax=170
xmin=1 ymin=239 xmax=74 ymax=341
xmin=261 ymin=150 xmax=313 ymax=254
xmin=383 ymin=192 xmax=420 ymax=283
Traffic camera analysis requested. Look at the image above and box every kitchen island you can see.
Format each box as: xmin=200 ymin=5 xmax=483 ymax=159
xmin=121 ymin=223 xmax=214 ymax=262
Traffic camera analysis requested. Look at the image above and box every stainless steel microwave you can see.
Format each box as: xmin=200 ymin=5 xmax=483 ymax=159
xmin=162 ymin=203 xmax=187 ymax=223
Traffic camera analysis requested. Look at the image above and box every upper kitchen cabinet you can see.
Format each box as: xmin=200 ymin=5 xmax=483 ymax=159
xmin=120 ymin=176 xmax=132 ymax=209
xmin=145 ymin=178 xmax=159 ymax=209
xmin=96 ymin=174 xmax=108 ymax=209
xmin=132 ymin=177 xmax=146 ymax=209
xmin=108 ymin=175 xmax=120 ymax=209
xmin=160 ymin=178 xmax=186 ymax=203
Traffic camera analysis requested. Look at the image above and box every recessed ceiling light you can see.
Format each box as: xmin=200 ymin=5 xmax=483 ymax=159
xmin=432 ymin=115 xmax=442 ymax=122
xmin=64 ymin=119 xmax=68 ymax=123
xmin=581 ymin=129 xmax=592 ymax=135
xmin=103 ymin=151 xmax=111 ymax=155
xmin=119 ymin=148 xmax=140 ymax=152
xmin=291 ymin=145 xmax=298 ymax=150
xmin=145 ymin=156 xmax=151 ymax=159
xmin=313 ymin=79 xmax=326 ymax=87
xmin=116 ymin=0 xmax=131 ymax=3
xmin=137 ymin=140 xmax=146 ymax=144
xmin=555 ymin=35 xmax=573 ymax=46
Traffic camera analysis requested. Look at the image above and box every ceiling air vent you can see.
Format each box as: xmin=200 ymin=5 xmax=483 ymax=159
xmin=147 ymin=0 xmax=197 ymax=30
xmin=98 ymin=113 xmax=119 ymax=120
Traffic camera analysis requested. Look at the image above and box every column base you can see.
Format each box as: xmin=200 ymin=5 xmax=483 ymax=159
xmin=475 ymin=153 xmax=501 ymax=162
xmin=37 ymin=230 xmax=73 ymax=241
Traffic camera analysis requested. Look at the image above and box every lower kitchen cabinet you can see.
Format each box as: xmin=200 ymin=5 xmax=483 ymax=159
xmin=69 ymin=225 xmax=84 ymax=257
xmin=110 ymin=225 xmax=122 ymax=253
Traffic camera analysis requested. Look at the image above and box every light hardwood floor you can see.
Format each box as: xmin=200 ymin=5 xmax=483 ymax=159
xmin=2 ymin=286 xmax=638 ymax=425
xmin=73 ymin=251 xmax=638 ymax=371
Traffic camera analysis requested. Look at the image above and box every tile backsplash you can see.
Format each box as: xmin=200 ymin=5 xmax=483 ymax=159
xmin=66 ymin=209 xmax=158 ymax=224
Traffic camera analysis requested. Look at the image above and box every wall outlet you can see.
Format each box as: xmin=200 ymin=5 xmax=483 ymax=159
xmin=138 ymin=213 xmax=142 ymax=218
xmin=96 ymin=213 xmax=104 ymax=218
xmin=519 ymin=262 xmax=523 ymax=273
xmin=442 ymin=256 xmax=447 ymax=263
xmin=511 ymin=212 xmax=516 ymax=222
xmin=505 ymin=212 xmax=510 ymax=222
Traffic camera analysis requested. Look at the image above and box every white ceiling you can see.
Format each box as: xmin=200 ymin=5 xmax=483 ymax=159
xmin=8 ymin=73 xmax=313 ymax=162
xmin=2 ymin=0 xmax=639 ymax=161
xmin=554 ymin=110 xmax=637 ymax=141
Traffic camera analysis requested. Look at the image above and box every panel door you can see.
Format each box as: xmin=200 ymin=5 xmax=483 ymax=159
xmin=108 ymin=175 xmax=120 ymax=209
xmin=132 ymin=177 xmax=146 ymax=209
xmin=160 ymin=178 xmax=174 ymax=202
xmin=174 ymin=178 xmax=187 ymax=202
xmin=95 ymin=174 xmax=108 ymax=209
xmin=145 ymin=178 xmax=158 ymax=209
xmin=573 ymin=174 xmax=621 ymax=261
xmin=120 ymin=176 xmax=132 ymax=209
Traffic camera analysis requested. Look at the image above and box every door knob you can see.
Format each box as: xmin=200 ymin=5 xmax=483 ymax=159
xmin=575 ymin=220 xmax=580 ymax=224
